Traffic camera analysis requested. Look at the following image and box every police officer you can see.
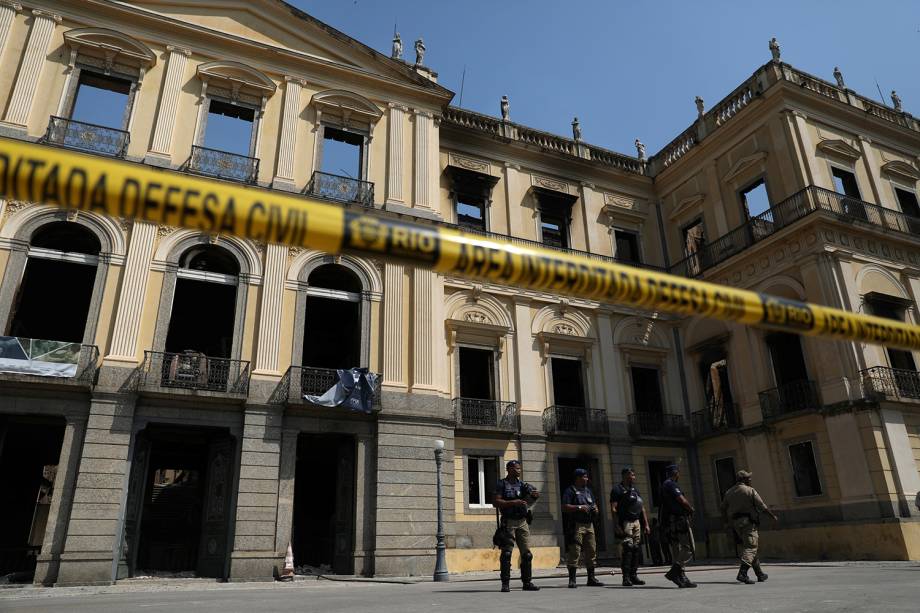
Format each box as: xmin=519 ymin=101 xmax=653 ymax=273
xmin=660 ymin=464 xmax=697 ymax=588
xmin=493 ymin=459 xmax=540 ymax=592
xmin=561 ymin=468 xmax=604 ymax=588
xmin=610 ymin=466 xmax=649 ymax=586
xmin=720 ymin=469 xmax=778 ymax=584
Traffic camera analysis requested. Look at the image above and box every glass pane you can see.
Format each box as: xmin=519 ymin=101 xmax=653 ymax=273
xmin=203 ymin=101 xmax=254 ymax=156
xmin=70 ymin=73 xmax=131 ymax=129
xmin=789 ymin=442 xmax=822 ymax=497
xmin=468 ymin=458 xmax=480 ymax=505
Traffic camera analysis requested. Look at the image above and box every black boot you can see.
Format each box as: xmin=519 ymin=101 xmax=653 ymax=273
xmin=665 ymin=564 xmax=683 ymax=587
xmin=621 ymin=558 xmax=633 ymax=586
xmin=629 ymin=548 xmax=645 ymax=585
xmin=736 ymin=563 xmax=755 ymax=584
xmin=567 ymin=566 xmax=577 ymax=588
xmin=520 ymin=553 xmax=539 ymax=591
xmin=586 ymin=567 xmax=604 ymax=587
xmin=679 ymin=569 xmax=697 ymax=588
xmin=752 ymin=558 xmax=768 ymax=582
xmin=500 ymin=550 xmax=511 ymax=592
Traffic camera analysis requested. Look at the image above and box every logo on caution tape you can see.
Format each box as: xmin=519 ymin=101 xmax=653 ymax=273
xmin=343 ymin=212 xmax=439 ymax=263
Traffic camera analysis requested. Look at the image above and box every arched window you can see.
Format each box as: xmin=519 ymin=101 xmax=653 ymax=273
xmin=7 ymin=222 xmax=101 ymax=342
xmin=302 ymin=264 xmax=362 ymax=369
xmin=164 ymin=245 xmax=238 ymax=358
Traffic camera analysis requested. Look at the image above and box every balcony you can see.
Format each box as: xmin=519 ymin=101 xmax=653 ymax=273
xmin=0 ymin=336 xmax=98 ymax=388
xmin=43 ymin=116 xmax=129 ymax=158
xmin=860 ymin=366 xmax=920 ymax=402
xmin=186 ymin=145 xmax=259 ymax=184
xmin=690 ymin=403 xmax=740 ymax=438
xmin=542 ymin=405 xmax=608 ymax=437
xmin=627 ymin=412 xmax=690 ymax=439
xmin=670 ymin=186 xmax=920 ymax=278
xmin=453 ymin=398 xmax=519 ymax=433
xmin=282 ymin=365 xmax=381 ymax=410
xmin=306 ymin=171 xmax=375 ymax=207
xmin=139 ymin=351 xmax=251 ymax=397
xmin=759 ymin=379 xmax=821 ymax=420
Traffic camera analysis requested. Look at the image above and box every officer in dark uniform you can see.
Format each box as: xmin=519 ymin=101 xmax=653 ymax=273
xmin=610 ymin=466 xmax=649 ymax=586
xmin=493 ymin=459 xmax=540 ymax=592
xmin=660 ymin=464 xmax=697 ymax=588
xmin=561 ymin=468 xmax=604 ymax=588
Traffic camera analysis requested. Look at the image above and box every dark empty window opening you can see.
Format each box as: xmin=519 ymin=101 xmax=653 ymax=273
xmin=70 ymin=70 xmax=132 ymax=129
xmin=714 ymin=456 xmax=737 ymax=500
xmin=467 ymin=456 xmax=498 ymax=508
xmin=458 ymin=346 xmax=495 ymax=399
xmin=765 ymin=332 xmax=809 ymax=388
xmin=741 ymin=179 xmax=771 ymax=219
xmin=631 ymin=366 xmax=663 ymax=414
xmin=894 ymin=188 xmax=920 ymax=235
xmin=540 ymin=210 xmax=568 ymax=249
xmin=0 ymin=417 xmax=65 ymax=581
xmin=203 ymin=99 xmax=255 ymax=156
xmin=865 ymin=295 xmax=917 ymax=372
xmin=179 ymin=245 xmax=240 ymax=275
xmin=788 ymin=440 xmax=822 ymax=497
xmin=302 ymin=264 xmax=362 ymax=369
xmin=550 ymin=357 xmax=585 ymax=407
xmin=699 ymin=349 xmax=734 ymax=421
xmin=7 ymin=222 xmax=100 ymax=343
xmin=321 ymin=126 xmax=364 ymax=180
xmin=456 ymin=194 xmax=486 ymax=231
xmin=682 ymin=220 xmax=705 ymax=257
xmin=647 ymin=459 xmax=672 ymax=509
xmin=831 ymin=167 xmax=867 ymax=220
xmin=614 ymin=229 xmax=641 ymax=263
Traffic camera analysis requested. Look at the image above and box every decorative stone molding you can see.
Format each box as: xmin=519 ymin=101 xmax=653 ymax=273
xmin=668 ymin=193 xmax=706 ymax=220
xmin=3 ymin=10 xmax=60 ymax=126
xmin=880 ymin=160 xmax=920 ymax=183
xmin=722 ymin=151 xmax=768 ymax=183
xmin=816 ymin=138 xmax=861 ymax=162
xmin=196 ymin=60 xmax=277 ymax=99
xmin=448 ymin=152 xmax=491 ymax=174
xmin=311 ymin=89 xmax=382 ymax=132
xmin=62 ymin=28 xmax=157 ymax=72
xmin=530 ymin=173 xmax=571 ymax=195
xmin=603 ymin=192 xmax=648 ymax=225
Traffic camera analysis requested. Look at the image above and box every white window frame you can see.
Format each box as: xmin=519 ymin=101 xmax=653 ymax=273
xmin=468 ymin=456 xmax=498 ymax=509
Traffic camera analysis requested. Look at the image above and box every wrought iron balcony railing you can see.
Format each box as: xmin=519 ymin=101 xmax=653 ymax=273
xmin=283 ymin=365 xmax=381 ymax=409
xmin=860 ymin=366 xmax=920 ymax=402
xmin=0 ymin=336 xmax=99 ymax=386
xmin=306 ymin=171 xmax=375 ymax=207
xmin=542 ymin=405 xmax=608 ymax=436
xmin=453 ymin=398 xmax=519 ymax=432
xmin=627 ymin=412 xmax=690 ymax=438
xmin=670 ymin=185 xmax=920 ymax=278
xmin=43 ymin=116 xmax=129 ymax=157
xmin=690 ymin=403 xmax=740 ymax=437
xmin=759 ymin=379 xmax=820 ymax=420
xmin=186 ymin=145 xmax=259 ymax=184
xmin=140 ymin=351 xmax=251 ymax=396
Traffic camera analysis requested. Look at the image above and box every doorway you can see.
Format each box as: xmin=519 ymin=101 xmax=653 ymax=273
xmin=556 ymin=455 xmax=606 ymax=553
xmin=292 ymin=434 xmax=356 ymax=575
xmin=122 ymin=425 xmax=235 ymax=579
xmin=0 ymin=417 xmax=65 ymax=582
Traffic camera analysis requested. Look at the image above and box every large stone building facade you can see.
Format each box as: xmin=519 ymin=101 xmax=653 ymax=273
xmin=0 ymin=0 xmax=918 ymax=586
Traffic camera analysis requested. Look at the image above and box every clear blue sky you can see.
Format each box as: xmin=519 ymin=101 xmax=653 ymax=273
xmin=293 ymin=0 xmax=920 ymax=157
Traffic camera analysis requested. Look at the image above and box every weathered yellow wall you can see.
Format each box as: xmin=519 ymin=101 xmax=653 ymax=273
xmin=446 ymin=546 xmax=560 ymax=573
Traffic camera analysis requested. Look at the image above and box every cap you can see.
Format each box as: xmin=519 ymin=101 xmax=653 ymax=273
xmin=574 ymin=468 xmax=589 ymax=478
xmin=736 ymin=470 xmax=753 ymax=480
xmin=506 ymin=459 xmax=521 ymax=469
xmin=665 ymin=464 xmax=680 ymax=476
xmin=621 ymin=466 xmax=634 ymax=476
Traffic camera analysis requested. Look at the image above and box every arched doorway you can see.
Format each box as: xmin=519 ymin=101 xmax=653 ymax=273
xmin=301 ymin=264 xmax=362 ymax=369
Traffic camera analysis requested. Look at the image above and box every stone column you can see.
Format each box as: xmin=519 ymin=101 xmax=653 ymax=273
xmin=412 ymin=110 xmax=433 ymax=210
xmin=382 ymin=262 xmax=406 ymax=388
xmin=107 ymin=221 xmax=157 ymax=362
xmin=386 ymin=103 xmax=407 ymax=204
xmin=33 ymin=414 xmax=87 ymax=586
xmin=273 ymin=428 xmax=298 ymax=555
xmin=146 ymin=45 xmax=191 ymax=163
xmin=272 ymin=77 xmax=304 ymax=190
xmin=353 ymin=434 xmax=375 ymax=576
xmin=3 ymin=9 xmax=60 ymax=127
xmin=0 ymin=2 xmax=21 ymax=62
xmin=503 ymin=163 xmax=525 ymax=238
xmin=253 ymin=243 xmax=286 ymax=374
xmin=411 ymin=267 xmax=439 ymax=391
xmin=55 ymin=394 xmax=137 ymax=586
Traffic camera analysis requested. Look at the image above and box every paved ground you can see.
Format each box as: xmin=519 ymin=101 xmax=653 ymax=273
xmin=1 ymin=562 xmax=918 ymax=612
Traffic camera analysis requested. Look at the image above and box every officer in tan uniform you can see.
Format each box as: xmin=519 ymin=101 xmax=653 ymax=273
xmin=561 ymin=468 xmax=604 ymax=588
xmin=720 ymin=470 xmax=778 ymax=584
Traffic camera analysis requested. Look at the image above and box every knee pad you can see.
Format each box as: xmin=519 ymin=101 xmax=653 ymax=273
xmin=500 ymin=550 xmax=512 ymax=563
xmin=523 ymin=551 xmax=533 ymax=562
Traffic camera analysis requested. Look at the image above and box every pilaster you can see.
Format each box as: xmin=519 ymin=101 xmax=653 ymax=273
xmin=0 ymin=2 xmax=21 ymax=63
xmin=382 ymin=262 xmax=406 ymax=388
xmin=146 ymin=45 xmax=192 ymax=163
xmin=253 ymin=243 xmax=286 ymax=374
xmin=411 ymin=267 xmax=439 ymax=391
xmin=856 ymin=135 xmax=884 ymax=205
xmin=107 ymin=221 xmax=157 ymax=362
xmin=412 ymin=110 xmax=433 ymax=210
xmin=3 ymin=9 xmax=60 ymax=127
xmin=272 ymin=77 xmax=304 ymax=189
xmin=386 ymin=103 xmax=407 ymax=203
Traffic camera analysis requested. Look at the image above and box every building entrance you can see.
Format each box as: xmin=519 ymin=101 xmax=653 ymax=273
xmin=0 ymin=416 xmax=65 ymax=582
xmin=121 ymin=425 xmax=235 ymax=579
xmin=292 ymin=434 xmax=356 ymax=574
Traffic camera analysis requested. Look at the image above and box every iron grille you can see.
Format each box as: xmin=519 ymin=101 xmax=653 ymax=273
xmin=628 ymin=412 xmax=690 ymax=438
xmin=758 ymin=379 xmax=820 ymax=419
xmin=860 ymin=366 xmax=920 ymax=401
xmin=43 ymin=116 xmax=129 ymax=157
xmin=453 ymin=398 xmax=519 ymax=432
xmin=187 ymin=145 xmax=259 ymax=184
xmin=285 ymin=365 xmax=382 ymax=409
xmin=542 ymin=405 xmax=608 ymax=436
xmin=305 ymin=170 xmax=375 ymax=207
xmin=141 ymin=351 xmax=251 ymax=395
xmin=690 ymin=403 xmax=740 ymax=437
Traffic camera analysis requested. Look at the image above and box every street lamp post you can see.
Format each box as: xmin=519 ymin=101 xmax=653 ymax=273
xmin=433 ymin=439 xmax=449 ymax=582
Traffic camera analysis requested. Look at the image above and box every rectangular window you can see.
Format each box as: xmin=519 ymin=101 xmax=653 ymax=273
xmin=831 ymin=167 xmax=867 ymax=220
xmin=70 ymin=71 xmax=132 ymax=129
xmin=788 ymin=441 xmax=822 ymax=497
xmin=714 ymin=457 xmax=736 ymax=500
xmin=765 ymin=332 xmax=809 ymax=387
xmin=458 ymin=346 xmax=495 ymax=400
xmin=550 ymin=357 xmax=585 ymax=407
xmin=203 ymin=99 xmax=255 ymax=156
xmin=866 ymin=297 xmax=917 ymax=373
xmin=647 ymin=460 xmax=672 ymax=508
xmin=540 ymin=211 xmax=568 ymax=249
xmin=467 ymin=456 xmax=498 ymax=508
xmin=456 ymin=195 xmax=486 ymax=231
xmin=894 ymin=188 xmax=920 ymax=235
xmin=741 ymin=179 xmax=771 ymax=219
xmin=631 ymin=366 xmax=663 ymax=414
xmin=321 ymin=126 xmax=364 ymax=180
xmin=614 ymin=229 xmax=641 ymax=263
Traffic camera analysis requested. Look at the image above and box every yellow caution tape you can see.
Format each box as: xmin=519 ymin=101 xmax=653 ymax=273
xmin=2 ymin=137 xmax=919 ymax=351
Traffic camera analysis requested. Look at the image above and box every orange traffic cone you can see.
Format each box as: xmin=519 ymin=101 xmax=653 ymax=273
xmin=281 ymin=542 xmax=295 ymax=580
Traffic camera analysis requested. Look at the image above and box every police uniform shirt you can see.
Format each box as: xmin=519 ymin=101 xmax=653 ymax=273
xmin=562 ymin=485 xmax=596 ymax=523
xmin=661 ymin=478 xmax=690 ymax=516
xmin=610 ymin=483 xmax=643 ymax=523
xmin=720 ymin=483 xmax=768 ymax=520
xmin=495 ymin=478 xmax=528 ymax=519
